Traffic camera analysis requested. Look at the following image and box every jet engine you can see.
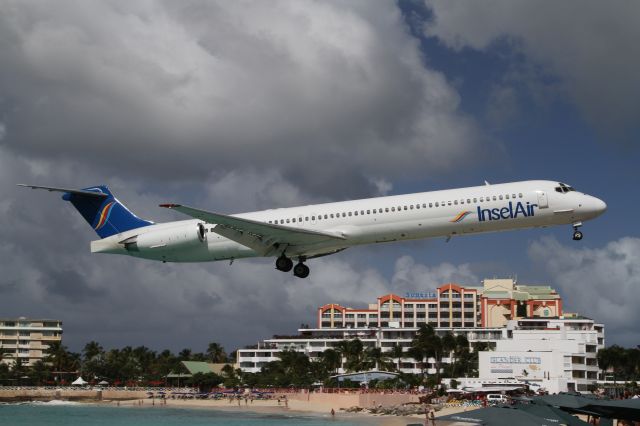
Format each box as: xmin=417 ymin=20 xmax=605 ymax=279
xmin=123 ymin=222 xmax=207 ymax=252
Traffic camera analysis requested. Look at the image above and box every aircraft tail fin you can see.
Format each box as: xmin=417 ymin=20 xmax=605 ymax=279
xmin=18 ymin=184 xmax=153 ymax=238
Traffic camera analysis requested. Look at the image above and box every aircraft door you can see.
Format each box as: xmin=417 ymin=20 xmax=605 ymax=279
xmin=537 ymin=191 xmax=549 ymax=209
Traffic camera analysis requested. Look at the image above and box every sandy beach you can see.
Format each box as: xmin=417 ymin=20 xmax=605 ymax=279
xmin=106 ymin=395 xmax=473 ymax=426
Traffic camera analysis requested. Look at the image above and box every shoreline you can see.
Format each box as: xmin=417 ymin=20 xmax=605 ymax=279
xmin=0 ymin=389 xmax=472 ymax=425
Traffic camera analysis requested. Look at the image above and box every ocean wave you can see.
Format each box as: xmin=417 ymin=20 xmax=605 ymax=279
xmin=27 ymin=400 xmax=84 ymax=406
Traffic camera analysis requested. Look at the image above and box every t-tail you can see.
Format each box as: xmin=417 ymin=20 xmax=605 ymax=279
xmin=17 ymin=184 xmax=153 ymax=238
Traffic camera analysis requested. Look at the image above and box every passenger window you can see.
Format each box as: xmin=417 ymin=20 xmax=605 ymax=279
xmin=505 ymin=194 xmax=509 ymax=199
xmin=473 ymin=198 xmax=477 ymax=203
xmin=435 ymin=202 xmax=439 ymax=207
xmin=403 ymin=206 xmax=407 ymax=210
xmin=519 ymin=193 xmax=523 ymax=198
xmin=429 ymin=203 xmax=433 ymax=208
xmin=479 ymin=197 xmax=483 ymax=202
xmin=447 ymin=201 xmax=452 ymax=206
xmin=512 ymin=194 xmax=516 ymax=198
xmin=354 ymin=211 xmax=358 ymax=216
xmin=324 ymin=214 xmax=328 ymax=219
xmin=292 ymin=218 xmax=296 ymax=223
xmin=281 ymin=219 xmax=285 ymax=224
xmin=305 ymin=217 xmax=309 ymax=221
xmin=312 ymin=216 xmax=316 ymax=220
xmin=410 ymin=205 xmax=413 ymax=210
xmin=286 ymin=219 xmax=290 ymax=223
xmin=361 ymin=210 xmax=364 ymax=215
xmin=499 ymin=195 xmax=503 ymax=200
xmin=342 ymin=213 xmax=346 ymax=217
xmin=385 ymin=208 xmax=389 ymax=213
xmin=492 ymin=196 xmax=497 ymax=201
xmin=348 ymin=212 xmax=352 ymax=216
xmin=454 ymin=200 xmax=458 ymax=205
xmin=391 ymin=207 xmax=395 ymax=212
xmin=422 ymin=203 xmax=426 ymax=208
xmin=367 ymin=210 xmax=370 ymax=214
xmin=416 ymin=204 xmax=420 ymax=209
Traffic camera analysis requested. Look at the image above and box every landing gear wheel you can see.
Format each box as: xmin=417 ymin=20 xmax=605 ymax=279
xmin=276 ymin=256 xmax=293 ymax=272
xmin=293 ymin=263 xmax=310 ymax=279
xmin=573 ymin=230 xmax=583 ymax=241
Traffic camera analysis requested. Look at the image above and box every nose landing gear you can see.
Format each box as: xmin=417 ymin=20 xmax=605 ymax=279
xmin=572 ymin=222 xmax=583 ymax=241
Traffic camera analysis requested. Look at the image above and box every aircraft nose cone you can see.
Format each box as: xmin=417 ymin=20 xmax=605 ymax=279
xmin=590 ymin=197 xmax=607 ymax=217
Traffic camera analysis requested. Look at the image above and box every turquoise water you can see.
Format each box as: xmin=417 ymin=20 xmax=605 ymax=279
xmin=0 ymin=403 xmax=369 ymax=426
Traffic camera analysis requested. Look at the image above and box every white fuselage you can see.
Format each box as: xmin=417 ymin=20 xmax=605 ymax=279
xmin=91 ymin=180 xmax=606 ymax=263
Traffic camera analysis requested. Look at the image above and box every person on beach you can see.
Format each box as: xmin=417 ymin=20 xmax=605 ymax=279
xmin=331 ymin=408 xmax=335 ymax=418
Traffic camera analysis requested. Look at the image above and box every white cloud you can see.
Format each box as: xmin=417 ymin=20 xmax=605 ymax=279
xmin=529 ymin=236 xmax=640 ymax=346
xmin=391 ymin=255 xmax=479 ymax=294
xmin=424 ymin=0 xmax=640 ymax=142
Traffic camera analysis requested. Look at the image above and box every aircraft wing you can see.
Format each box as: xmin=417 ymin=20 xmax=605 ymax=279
xmin=159 ymin=203 xmax=346 ymax=256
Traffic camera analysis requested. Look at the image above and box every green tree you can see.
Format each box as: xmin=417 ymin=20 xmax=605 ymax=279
xmin=409 ymin=324 xmax=443 ymax=381
xmin=206 ymin=342 xmax=227 ymax=363
xmin=319 ymin=348 xmax=341 ymax=374
xmin=390 ymin=343 xmax=405 ymax=372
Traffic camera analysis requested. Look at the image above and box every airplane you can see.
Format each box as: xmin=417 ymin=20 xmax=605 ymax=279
xmin=18 ymin=180 xmax=606 ymax=279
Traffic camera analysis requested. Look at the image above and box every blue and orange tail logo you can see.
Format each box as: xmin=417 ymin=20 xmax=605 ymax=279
xmin=94 ymin=201 xmax=116 ymax=230
xmin=450 ymin=211 xmax=472 ymax=223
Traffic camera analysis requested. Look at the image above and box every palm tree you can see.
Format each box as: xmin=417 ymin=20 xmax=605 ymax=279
xmin=45 ymin=341 xmax=73 ymax=382
xmin=441 ymin=332 xmax=457 ymax=376
xmin=410 ymin=324 xmax=443 ymax=380
xmin=319 ymin=349 xmax=341 ymax=374
xmin=364 ymin=347 xmax=392 ymax=371
xmin=206 ymin=342 xmax=227 ymax=363
xmin=178 ymin=348 xmax=192 ymax=360
xmin=390 ymin=343 xmax=404 ymax=372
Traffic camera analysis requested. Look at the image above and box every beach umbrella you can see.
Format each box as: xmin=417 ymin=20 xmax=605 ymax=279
xmin=437 ymin=406 xmax=559 ymax=425
xmin=581 ymin=399 xmax=640 ymax=421
xmin=535 ymin=394 xmax=640 ymax=421
xmin=98 ymin=381 xmax=109 ymax=385
xmin=71 ymin=377 xmax=88 ymax=386
xmin=514 ymin=402 xmax=590 ymax=426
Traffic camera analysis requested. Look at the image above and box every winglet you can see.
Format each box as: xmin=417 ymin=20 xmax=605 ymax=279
xmin=159 ymin=203 xmax=181 ymax=209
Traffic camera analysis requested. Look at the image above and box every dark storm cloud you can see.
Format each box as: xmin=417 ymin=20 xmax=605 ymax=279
xmin=0 ymin=0 xmax=484 ymax=197
xmin=425 ymin=0 xmax=640 ymax=144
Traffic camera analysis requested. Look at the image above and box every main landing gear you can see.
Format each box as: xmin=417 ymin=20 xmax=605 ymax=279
xmin=276 ymin=255 xmax=310 ymax=278
xmin=572 ymin=222 xmax=583 ymax=241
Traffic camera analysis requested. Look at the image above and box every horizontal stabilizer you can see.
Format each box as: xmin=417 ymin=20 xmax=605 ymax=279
xmin=17 ymin=184 xmax=108 ymax=198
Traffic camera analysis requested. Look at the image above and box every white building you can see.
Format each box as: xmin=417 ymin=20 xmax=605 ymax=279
xmin=0 ymin=317 xmax=63 ymax=367
xmin=476 ymin=316 xmax=604 ymax=393
xmin=238 ymin=326 xmax=503 ymax=374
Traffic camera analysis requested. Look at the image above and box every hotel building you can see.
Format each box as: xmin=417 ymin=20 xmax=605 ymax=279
xmin=237 ymin=278 xmax=604 ymax=392
xmin=0 ymin=317 xmax=63 ymax=367
xmin=317 ymin=278 xmax=562 ymax=330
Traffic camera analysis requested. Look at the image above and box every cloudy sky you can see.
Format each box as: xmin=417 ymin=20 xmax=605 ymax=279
xmin=1 ymin=0 xmax=638 ymax=354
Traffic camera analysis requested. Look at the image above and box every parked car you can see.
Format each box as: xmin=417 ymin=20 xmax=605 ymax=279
xmin=486 ymin=393 xmax=509 ymax=404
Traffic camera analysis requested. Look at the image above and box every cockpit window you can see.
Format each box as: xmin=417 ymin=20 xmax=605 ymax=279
xmin=555 ymin=182 xmax=576 ymax=193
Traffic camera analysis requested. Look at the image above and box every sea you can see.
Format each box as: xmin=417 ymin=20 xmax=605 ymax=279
xmin=0 ymin=401 xmax=375 ymax=426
